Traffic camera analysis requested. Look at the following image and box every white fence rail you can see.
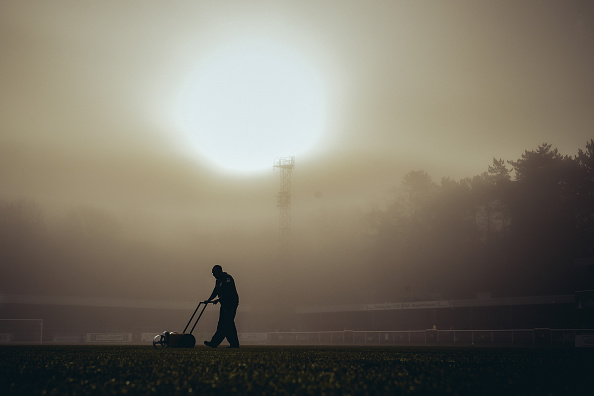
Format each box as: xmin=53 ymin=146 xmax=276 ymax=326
xmin=3 ymin=327 xmax=592 ymax=346
xmin=267 ymin=329 xmax=593 ymax=347
xmin=0 ymin=319 xmax=43 ymax=344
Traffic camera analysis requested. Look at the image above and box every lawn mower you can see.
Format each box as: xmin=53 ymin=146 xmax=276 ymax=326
xmin=153 ymin=300 xmax=213 ymax=348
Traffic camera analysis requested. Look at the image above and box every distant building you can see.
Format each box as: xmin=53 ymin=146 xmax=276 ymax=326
xmin=296 ymin=294 xmax=590 ymax=331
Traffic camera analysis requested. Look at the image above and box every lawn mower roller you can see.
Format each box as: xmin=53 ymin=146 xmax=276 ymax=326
xmin=153 ymin=300 xmax=213 ymax=348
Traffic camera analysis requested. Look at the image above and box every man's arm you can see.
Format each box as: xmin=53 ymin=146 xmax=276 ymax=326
xmin=205 ymin=285 xmax=218 ymax=303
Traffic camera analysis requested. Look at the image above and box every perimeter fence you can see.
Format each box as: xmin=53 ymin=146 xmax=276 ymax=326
xmin=267 ymin=329 xmax=594 ymax=347
xmin=3 ymin=326 xmax=593 ymax=347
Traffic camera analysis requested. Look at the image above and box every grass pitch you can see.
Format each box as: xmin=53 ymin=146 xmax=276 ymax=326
xmin=1 ymin=345 xmax=592 ymax=395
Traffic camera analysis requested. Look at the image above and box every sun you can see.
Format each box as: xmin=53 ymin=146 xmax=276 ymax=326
xmin=177 ymin=39 xmax=327 ymax=174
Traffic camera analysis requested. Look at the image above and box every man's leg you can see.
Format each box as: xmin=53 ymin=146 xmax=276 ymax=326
xmin=206 ymin=307 xmax=227 ymax=347
xmin=218 ymin=305 xmax=239 ymax=347
xmin=224 ymin=305 xmax=239 ymax=348
xmin=227 ymin=320 xmax=239 ymax=348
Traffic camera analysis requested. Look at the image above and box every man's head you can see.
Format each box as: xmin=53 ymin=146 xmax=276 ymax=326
xmin=212 ymin=265 xmax=223 ymax=278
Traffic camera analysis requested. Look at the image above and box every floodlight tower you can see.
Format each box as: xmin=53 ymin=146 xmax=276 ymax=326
xmin=274 ymin=156 xmax=295 ymax=262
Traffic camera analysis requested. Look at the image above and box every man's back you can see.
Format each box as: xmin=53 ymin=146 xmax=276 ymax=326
xmin=217 ymin=272 xmax=239 ymax=306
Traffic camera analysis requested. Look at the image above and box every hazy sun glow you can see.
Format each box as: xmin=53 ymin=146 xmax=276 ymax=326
xmin=177 ymin=39 xmax=327 ymax=174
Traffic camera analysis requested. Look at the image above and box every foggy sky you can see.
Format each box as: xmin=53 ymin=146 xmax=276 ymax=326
xmin=1 ymin=1 xmax=593 ymax=305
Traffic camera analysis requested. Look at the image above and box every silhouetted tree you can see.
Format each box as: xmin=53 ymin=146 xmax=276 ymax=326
xmin=59 ymin=206 xmax=121 ymax=243
xmin=474 ymin=158 xmax=512 ymax=238
xmin=0 ymin=200 xmax=47 ymax=292
xmin=0 ymin=200 xmax=44 ymax=248
xmin=366 ymin=141 xmax=594 ymax=301
xmin=504 ymin=143 xmax=579 ymax=294
xmin=575 ymin=139 xmax=594 ymax=259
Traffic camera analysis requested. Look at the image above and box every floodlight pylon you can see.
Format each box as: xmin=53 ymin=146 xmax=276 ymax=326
xmin=273 ymin=156 xmax=294 ymax=262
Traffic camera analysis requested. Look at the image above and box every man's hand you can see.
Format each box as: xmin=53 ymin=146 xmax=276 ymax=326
xmin=211 ymin=299 xmax=219 ymax=305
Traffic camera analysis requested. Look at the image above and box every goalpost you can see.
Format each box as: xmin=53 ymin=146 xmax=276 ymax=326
xmin=0 ymin=319 xmax=43 ymax=344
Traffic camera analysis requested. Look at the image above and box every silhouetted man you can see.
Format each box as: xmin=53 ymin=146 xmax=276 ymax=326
xmin=203 ymin=265 xmax=240 ymax=348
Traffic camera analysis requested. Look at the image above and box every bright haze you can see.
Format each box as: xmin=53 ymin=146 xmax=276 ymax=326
xmin=1 ymin=1 xmax=593 ymax=309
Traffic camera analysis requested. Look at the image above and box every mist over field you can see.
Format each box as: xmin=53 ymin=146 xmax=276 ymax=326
xmin=1 ymin=0 xmax=593 ymax=326
xmin=2 ymin=141 xmax=593 ymax=314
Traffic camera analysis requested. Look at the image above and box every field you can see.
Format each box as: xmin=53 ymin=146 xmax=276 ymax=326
xmin=1 ymin=345 xmax=592 ymax=395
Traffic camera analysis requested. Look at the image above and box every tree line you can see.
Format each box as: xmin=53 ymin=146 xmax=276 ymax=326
xmin=364 ymin=140 xmax=594 ymax=301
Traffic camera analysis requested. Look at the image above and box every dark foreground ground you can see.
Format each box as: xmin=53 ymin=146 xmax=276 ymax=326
xmin=1 ymin=345 xmax=592 ymax=395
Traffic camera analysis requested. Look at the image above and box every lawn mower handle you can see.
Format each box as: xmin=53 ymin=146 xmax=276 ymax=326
xmin=182 ymin=300 xmax=211 ymax=334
